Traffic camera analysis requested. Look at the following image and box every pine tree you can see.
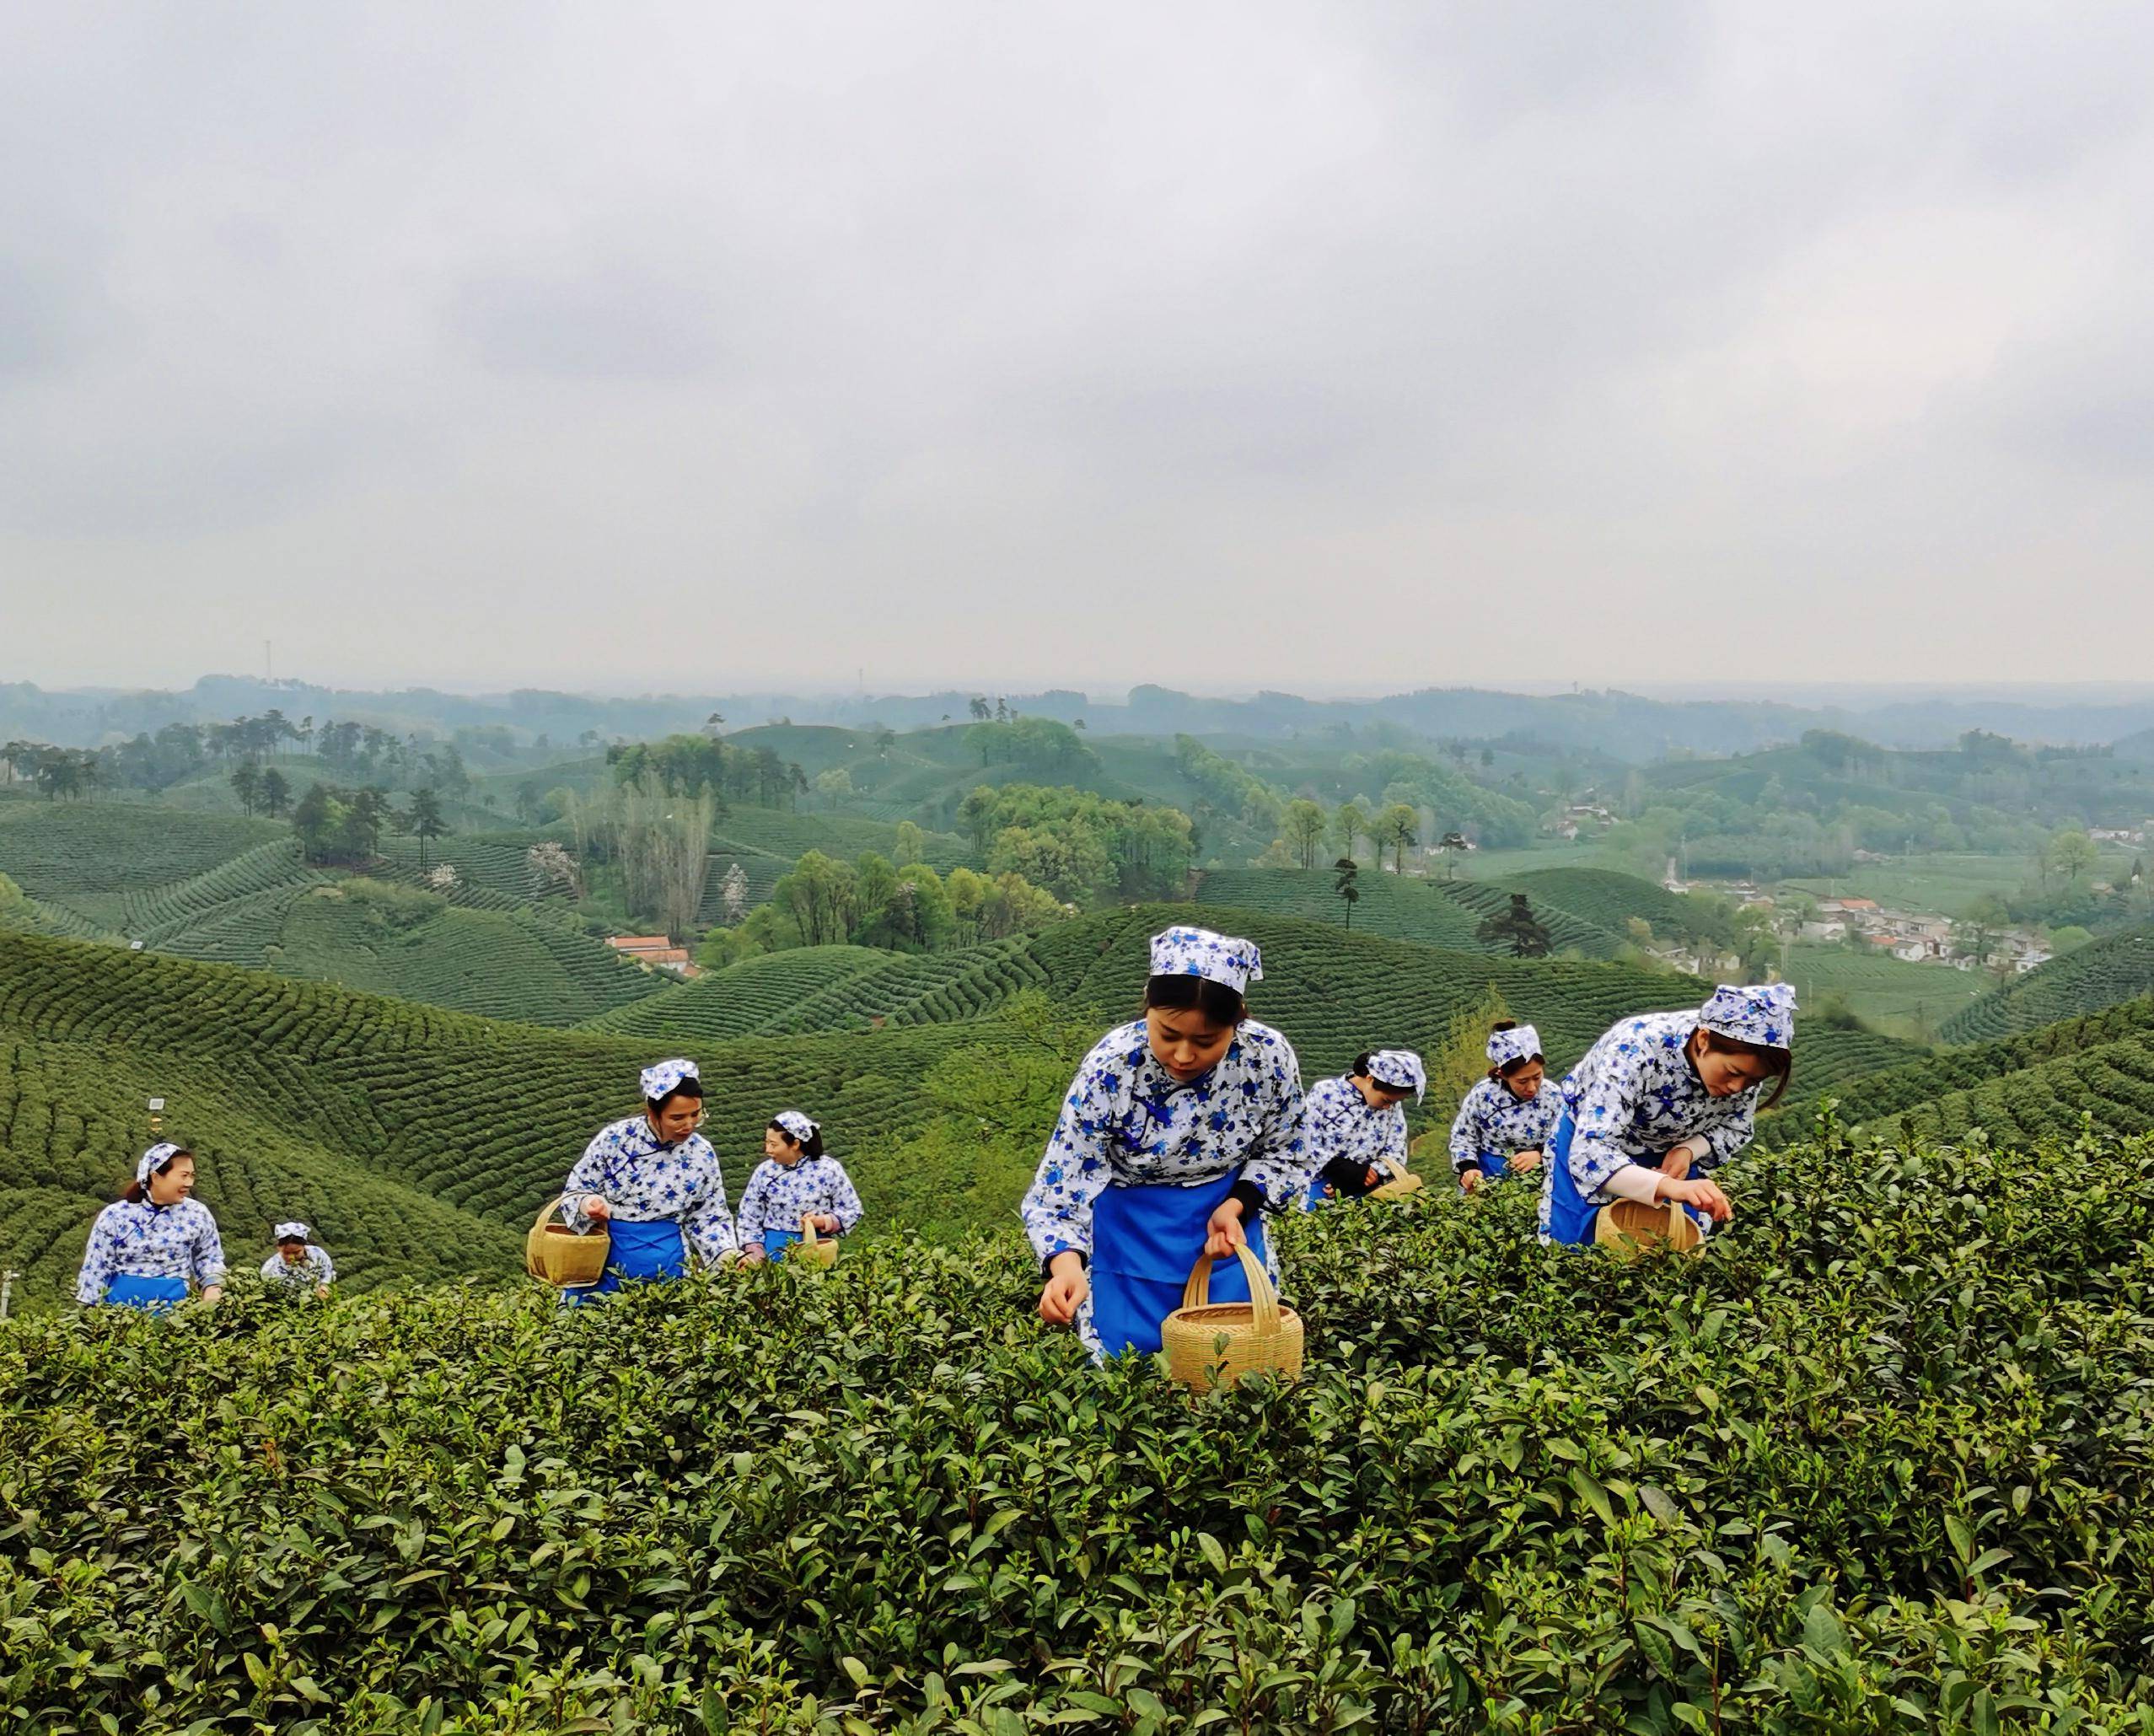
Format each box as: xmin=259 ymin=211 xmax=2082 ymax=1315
xmin=1476 ymin=892 xmax=1553 ymax=958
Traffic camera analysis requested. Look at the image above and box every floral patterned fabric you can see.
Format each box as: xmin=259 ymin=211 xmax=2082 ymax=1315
xmin=1699 ymin=984 xmax=1797 ymax=1048
xmin=261 ymin=1246 xmax=336 ymax=1288
xmin=76 ymin=1198 xmax=227 ymax=1304
xmin=638 ymin=1058 xmax=699 ymax=1102
xmin=1021 ymin=1018 xmax=1308 ymax=1266
xmin=735 ymin=1156 xmax=863 ymax=1244
xmin=1448 ymin=1075 xmax=1562 ymax=1175
xmin=1302 ymin=1075 xmax=1410 ymax=1176
xmin=1364 ymin=1051 xmax=1427 ymax=1099
xmin=1147 ymin=926 xmax=1264 ymax=993
xmin=560 ymin=1115 xmax=739 ymax=1265
xmin=1486 ymin=1024 xmax=1543 ymax=1069
xmin=1539 ymin=1010 xmax=1768 ymax=1235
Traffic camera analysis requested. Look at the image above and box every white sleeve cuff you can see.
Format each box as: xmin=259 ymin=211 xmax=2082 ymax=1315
xmin=1603 ymin=1164 xmax=1663 ymax=1205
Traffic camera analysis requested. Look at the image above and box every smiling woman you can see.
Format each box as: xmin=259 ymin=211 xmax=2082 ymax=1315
xmin=1021 ymin=924 xmax=1311 ymax=1361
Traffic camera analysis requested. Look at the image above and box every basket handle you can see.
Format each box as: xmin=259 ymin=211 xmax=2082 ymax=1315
xmin=533 ymin=1194 xmax=566 ymax=1233
xmin=1180 ymin=1241 xmax=1280 ymax=1340
xmin=800 ymin=1212 xmax=819 ymax=1246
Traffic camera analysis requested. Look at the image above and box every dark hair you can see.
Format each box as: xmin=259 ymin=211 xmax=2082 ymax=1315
xmin=1141 ymin=973 xmax=1248 ymax=1027
xmin=768 ymin=1118 xmax=826 ymax=1160
xmin=1346 ymin=1053 xmax=1410 ymax=1097
xmin=1485 ymin=1018 xmax=1544 ymax=1083
xmin=645 ymin=1076 xmax=706 ymax=1115
xmin=1697 ymin=1029 xmax=1793 ymax=1110
xmin=120 ymin=1146 xmax=192 ymax=1204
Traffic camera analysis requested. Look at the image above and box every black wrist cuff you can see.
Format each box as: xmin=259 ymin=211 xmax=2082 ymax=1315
xmin=1227 ymin=1180 xmax=1268 ymax=1219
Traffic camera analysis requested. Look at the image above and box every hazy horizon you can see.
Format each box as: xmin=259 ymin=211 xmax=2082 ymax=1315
xmin=5 ymin=3 xmax=2151 ymax=689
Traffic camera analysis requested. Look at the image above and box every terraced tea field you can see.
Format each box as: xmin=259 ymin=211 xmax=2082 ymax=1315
xmin=0 ymin=928 xmax=991 ymax=1308
xmin=1781 ymin=943 xmax=1990 ymax=1040
xmin=0 ymin=803 xmax=287 ymax=928
xmin=1942 ymin=929 xmax=2154 ymax=1043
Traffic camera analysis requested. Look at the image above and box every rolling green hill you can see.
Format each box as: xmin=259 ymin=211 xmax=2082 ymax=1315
xmin=1191 ymin=868 xmax=1627 ymax=957
xmin=1771 ymin=994 xmax=2154 ymax=1134
xmin=0 ymin=803 xmax=288 ymax=929
xmin=0 ymin=929 xmax=989 ymax=1309
xmin=1941 ymin=930 xmax=2154 ymax=1044
xmin=585 ymin=901 xmax=1915 ymax=1112
xmin=1779 ymin=944 xmax=1990 ymax=1041
xmin=1504 ymin=866 xmax=1714 ymax=941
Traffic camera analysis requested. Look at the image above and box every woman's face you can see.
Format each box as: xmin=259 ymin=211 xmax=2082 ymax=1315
xmin=1503 ymin=1059 xmax=1545 ymax=1100
xmin=764 ymin=1126 xmax=804 ymax=1165
xmin=1690 ymin=1030 xmax=1773 ymax=1098
xmin=148 ymin=1153 xmax=196 ymax=1207
xmin=277 ymin=1239 xmax=307 ymax=1265
xmin=1353 ymin=1075 xmax=1411 ymax=1111
xmin=1146 ymin=1006 xmax=1236 ymax=1082
xmin=647 ymin=1094 xmax=705 ymax=1144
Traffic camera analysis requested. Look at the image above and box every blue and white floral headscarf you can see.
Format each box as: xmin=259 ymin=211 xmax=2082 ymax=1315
xmin=137 ymin=1142 xmax=184 ymax=1185
xmin=274 ymin=1221 xmax=312 ymax=1243
xmin=1148 ymin=926 xmax=1263 ymax=994
xmin=1487 ymin=1024 xmax=1543 ymax=1070
xmin=640 ymin=1058 xmax=700 ymax=1102
xmin=773 ymin=1110 xmax=819 ymax=1145
xmin=1366 ymin=1050 xmax=1427 ymax=1099
xmin=1699 ymin=984 xmax=1797 ymax=1050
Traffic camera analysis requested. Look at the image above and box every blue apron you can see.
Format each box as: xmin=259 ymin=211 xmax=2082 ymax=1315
xmin=561 ymin=1217 xmax=690 ymax=1303
xmin=103 ymin=1274 xmax=190 ymax=1313
xmin=1303 ymin=1174 xmax=1332 ymax=1210
xmin=1543 ymin=1113 xmax=1709 ymax=1246
xmin=1475 ymin=1149 xmax=1513 ymax=1182
xmin=1089 ymin=1169 xmax=1270 ymax=1359
xmin=762 ymin=1228 xmax=804 ymax=1259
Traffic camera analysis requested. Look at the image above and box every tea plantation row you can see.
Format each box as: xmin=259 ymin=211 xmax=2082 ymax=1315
xmin=1190 ymin=869 xmax=1628 ymax=959
xmin=1943 ymin=930 xmax=2154 ymax=1044
xmin=2 ymin=1131 xmax=2150 ymax=1733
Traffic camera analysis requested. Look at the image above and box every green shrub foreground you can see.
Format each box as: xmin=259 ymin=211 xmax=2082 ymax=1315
xmin=3 ymin=1131 xmax=2152 ymax=1734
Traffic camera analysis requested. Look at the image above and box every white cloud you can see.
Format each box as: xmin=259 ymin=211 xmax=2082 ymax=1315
xmin=1 ymin=0 xmax=2150 ymax=689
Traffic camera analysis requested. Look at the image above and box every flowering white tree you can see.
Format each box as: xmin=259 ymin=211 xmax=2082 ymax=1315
xmin=720 ymin=862 xmax=749 ymax=925
xmin=424 ymin=863 xmax=462 ymax=895
xmin=527 ymin=841 xmax=583 ymax=899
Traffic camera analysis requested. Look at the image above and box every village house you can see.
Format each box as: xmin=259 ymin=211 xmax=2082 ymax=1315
xmin=606 ymin=934 xmax=700 ymax=978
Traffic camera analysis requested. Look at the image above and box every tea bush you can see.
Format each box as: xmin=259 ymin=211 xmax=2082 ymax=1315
xmin=1775 ymin=997 xmax=2154 ymax=1135
xmin=2 ymin=1128 xmax=2150 ymax=1733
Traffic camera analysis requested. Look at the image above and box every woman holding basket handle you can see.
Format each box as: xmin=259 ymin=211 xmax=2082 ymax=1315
xmin=557 ymin=1058 xmax=739 ymax=1297
xmin=1539 ymin=986 xmax=1794 ymax=1245
xmin=737 ymin=1110 xmax=863 ymax=1263
xmin=1023 ymin=925 xmax=1308 ymax=1360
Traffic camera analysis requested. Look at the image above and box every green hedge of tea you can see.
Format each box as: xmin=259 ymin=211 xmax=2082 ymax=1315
xmin=2 ymin=1130 xmax=2150 ymax=1733
xmin=0 ymin=804 xmax=288 ymax=931
xmin=1943 ymin=932 xmax=2154 ymax=1045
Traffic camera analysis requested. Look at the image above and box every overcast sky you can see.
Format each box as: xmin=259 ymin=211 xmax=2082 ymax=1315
xmin=2 ymin=2 xmax=2150 ymax=695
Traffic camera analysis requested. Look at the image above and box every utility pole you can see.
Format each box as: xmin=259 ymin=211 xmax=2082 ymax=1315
xmin=0 ymin=1270 xmax=15 ymax=1322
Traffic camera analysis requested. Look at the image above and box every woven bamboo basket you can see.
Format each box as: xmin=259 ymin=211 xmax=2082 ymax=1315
xmin=1370 ymin=1164 xmax=1424 ymax=1199
xmin=793 ymin=1213 xmax=839 ymax=1267
xmin=526 ymin=1196 xmax=610 ymax=1287
xmin=1162 ymin=1242 xmax=1304 ymax=1390
xmin=1595 ymin=1197 xmax=1704 ymax=1260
